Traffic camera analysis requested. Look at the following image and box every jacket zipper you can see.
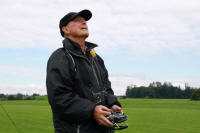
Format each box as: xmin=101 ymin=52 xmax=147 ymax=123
xmin=77 ymin=124 xmax=80 ymax=133
xmin=69 ymin=51 xmax=100 ymax=86
xmin=91 ymin=61 xmax=100 ymax=85
xmin=69 ymin=51 xmax=89 ymax=62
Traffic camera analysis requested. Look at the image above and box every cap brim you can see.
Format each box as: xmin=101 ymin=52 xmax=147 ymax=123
xmin=72 ymin=9 xmax=92 ymax=21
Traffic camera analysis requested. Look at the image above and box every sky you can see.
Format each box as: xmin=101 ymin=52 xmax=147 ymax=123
xmin=0 ymin=0 xmax=200 ymax=96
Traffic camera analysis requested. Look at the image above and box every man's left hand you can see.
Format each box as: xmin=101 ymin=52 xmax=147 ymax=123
xmin=111 ymin=105 xmax=122 ymax=112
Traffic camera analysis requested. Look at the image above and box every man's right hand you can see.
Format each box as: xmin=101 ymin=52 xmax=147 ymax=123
xmin=93 ymin=105 xmax=114 ymax=127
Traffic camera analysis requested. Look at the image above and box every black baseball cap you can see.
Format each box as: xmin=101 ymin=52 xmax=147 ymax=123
xmin=59 ymin=9 xmax=92 ymax=37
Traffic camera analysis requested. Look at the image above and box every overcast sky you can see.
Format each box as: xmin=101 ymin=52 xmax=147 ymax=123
xmin=0 ymin=0 xmax=200 ymax=95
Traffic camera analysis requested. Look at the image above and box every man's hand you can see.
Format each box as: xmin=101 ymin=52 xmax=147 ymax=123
xmin=111 ymin=105 xmax=122 ymax=112
xmin=93 ymin=105 xmax=113 ymax=127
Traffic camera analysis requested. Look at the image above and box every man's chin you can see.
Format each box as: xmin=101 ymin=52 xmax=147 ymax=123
xmin=82 ymin=33 xmax=89 ymax=38
xmin=73 ymin=32 xmax=89 ymax=38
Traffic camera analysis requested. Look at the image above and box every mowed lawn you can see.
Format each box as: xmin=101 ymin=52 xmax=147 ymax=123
xmin=0 ymin=99 xmax=200 ymax=133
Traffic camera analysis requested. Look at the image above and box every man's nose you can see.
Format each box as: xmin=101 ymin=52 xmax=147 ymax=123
xmin=82 ymin=21 xmax=86 ymax=25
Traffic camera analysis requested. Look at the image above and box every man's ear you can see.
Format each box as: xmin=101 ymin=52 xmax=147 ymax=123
xmin=62 ymin=26 xmax=70 ymax=35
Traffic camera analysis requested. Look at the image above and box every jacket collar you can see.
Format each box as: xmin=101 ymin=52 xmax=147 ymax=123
xmin=62 ymin=38 xmax=98 ymax=55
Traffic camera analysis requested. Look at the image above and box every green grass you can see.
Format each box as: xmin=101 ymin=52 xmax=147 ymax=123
xmin=0 ymin=100 xmax=53 ymax=133
xmin=120 ymin=99 xmax=200 ymax=133
xmin=0 ymin=99 xmax=200 ymax=133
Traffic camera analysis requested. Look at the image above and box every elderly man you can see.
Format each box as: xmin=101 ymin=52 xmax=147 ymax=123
xmin=46 ymin=9 xmax=122 ymax=133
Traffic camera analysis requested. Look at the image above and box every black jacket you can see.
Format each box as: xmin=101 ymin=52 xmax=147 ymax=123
xmin=46 ymin=38 xmax=121 ymax=133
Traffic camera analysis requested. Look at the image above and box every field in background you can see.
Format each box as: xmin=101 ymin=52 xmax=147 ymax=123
xmin=0 ymin=99 xmax=200 ymax=133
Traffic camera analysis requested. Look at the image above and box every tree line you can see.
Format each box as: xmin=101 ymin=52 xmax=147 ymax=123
xmin=126 ymin=81 xmax=200 ymax=100
xmin=1 ymin=82 xmax=200 ymax=100
xmin=0 ymin=93 xmax=44 ymax=100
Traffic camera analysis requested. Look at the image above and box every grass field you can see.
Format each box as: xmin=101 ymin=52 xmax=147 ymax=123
xmin=0 ymin=99 xmax=200 ymax=133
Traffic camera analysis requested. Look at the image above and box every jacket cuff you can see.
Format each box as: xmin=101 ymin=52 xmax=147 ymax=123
xmin=106 ymin=94 xmax=121 ymax=108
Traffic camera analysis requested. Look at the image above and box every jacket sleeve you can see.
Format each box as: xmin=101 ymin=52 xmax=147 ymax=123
xmin=46 ymin=49 xmax=96 ymax=122
xmin=96 ymin=55 xmax=121 ymax=108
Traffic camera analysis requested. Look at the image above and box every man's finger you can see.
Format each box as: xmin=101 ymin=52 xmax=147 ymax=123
xmin=97 ymin=119 xmax=104 ymax=126
xmin=100 ymin=110 xmax=111 ymax=117
xmin=101 ymin=116 xmax=114 ymax=127
xmin=101 ymin=106 xmax=111 ymax=112
xmin=112 ymin=105 xmax=122 ymax=112
xmin=116 ymin=106 xmax=122 ymax=112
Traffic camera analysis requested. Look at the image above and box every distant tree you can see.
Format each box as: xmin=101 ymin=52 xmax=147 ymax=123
xmin=190 ymin=89 xmax=200 ymax=100
xmin=7 ymin=95 xmax=15 ymax=100
xmin=125 ymin=81 xmax=197 ymax=99
xmin=0 ymin=94 xmax=5 ymax=98
xmin=0 ymin=94 xmax=6 ymax=100
xmin=146 ymin=87 xmax=156 ymax=98
xmin=24 ymin=96 xmax=34 ymax=100
xmin=16 ymin=93 xmax=23 ymax=100
xmin=32 ymin=93 xmax=40 ymax=96
xmin=125 ymin=86 xmax=132 ymax=98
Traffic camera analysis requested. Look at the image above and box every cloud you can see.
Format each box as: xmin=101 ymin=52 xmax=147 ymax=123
xmin=110 ymin=74 xmax=151 ymax=95
xmin=0 ymin=64 xmax=45 ymax=81
xmin=109 ymin=74 xmax=200 ymax=96
xmin=88 ymin=0 xmax=200 ymax=58
xmin=0 ymin=84 xmax=46 ymax=95
xmin=1 ymin=69 xmax=199 ymax=95
xmin=0 ymin=64 xmax=45 ymax=95
xmin=0 ymin=0 xmax=200 ymax=57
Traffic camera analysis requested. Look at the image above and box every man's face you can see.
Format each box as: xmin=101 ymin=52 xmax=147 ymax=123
xmin=64 ymin=16 xmax=89 ymax=38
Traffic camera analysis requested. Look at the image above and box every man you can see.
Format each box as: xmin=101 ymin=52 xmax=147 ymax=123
xmin=46 ymin=9 xmax=122 ymax=133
